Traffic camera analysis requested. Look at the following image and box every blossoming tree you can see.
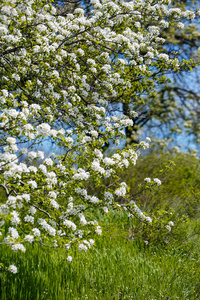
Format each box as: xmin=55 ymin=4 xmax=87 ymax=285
xmin=56 ymin=0 xmax=200 ymax=147
xmin=0 ymin=0 xmax=197 ymax=272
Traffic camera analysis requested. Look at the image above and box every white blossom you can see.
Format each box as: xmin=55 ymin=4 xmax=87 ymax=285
xmin=24 ymin=215 xmax=34 ymax=224
xmin=32 ymin=228 xmax=41 ymax=237
xmin=11 ymin=244 xmax=26 ymax=252
xmin=168 ymin=221 xmax=174 ymax=227
xmin=95 ymin=226 xmax=102 ymax=235
xmin=9 ymin=265 xmax=18 ymax=274
xmin=24 ymin=234 xmax=34 ymax=243
xmin=144 ymin=178 xmax=151 ymax=183
xmin=67 ymin=255 xmax=73 ymax=262
xmin=63 ymin=220 xmax=77 ymax=231
xmin=78 ymin=243 xmax=88 ymax=251
xmin=166 ymin=225 xmax=171 ymax=232
xmin=153 ymin=178 xmax=161 ymax=186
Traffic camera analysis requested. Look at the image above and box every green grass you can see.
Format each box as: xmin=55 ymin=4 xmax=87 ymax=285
xmin=0 ymin=234 xmax=199 ymax=300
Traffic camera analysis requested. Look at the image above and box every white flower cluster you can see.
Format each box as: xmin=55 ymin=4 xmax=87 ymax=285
xmin=115 ymin=182 xmax=127 ymax=197
xmin=73 ymin=168 xmax=90 ymax=180
xmin=63 ymin=220 xmax=77 ymax=231
xmin=9 ymin=265 xmax=18 ymax=274
xmin=144 ymin=178 xmax=162 ymax=186
xmin=166 ymin=221 xmax=175 ymax=232
xmin=38 ymin=219 xmax=56 ymax=236
xmin=129 ymin=201 xmax=152 ymax=223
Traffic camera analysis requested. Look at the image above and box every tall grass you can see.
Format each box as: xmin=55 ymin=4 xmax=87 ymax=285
xmin=0 ymin=234 xmax=199 ymax=300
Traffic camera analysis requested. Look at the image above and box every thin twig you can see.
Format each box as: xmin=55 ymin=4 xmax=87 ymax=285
xmin=0 ymin=184 xmax=9 ymax=196
xmin=32 ymin=204 xmax=52 ymax=218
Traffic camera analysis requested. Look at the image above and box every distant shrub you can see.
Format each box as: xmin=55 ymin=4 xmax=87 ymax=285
xmin=118 ymin=150 xmax=200 ymax=216
xmin=113 ymin=150 xmax=200 ymax=247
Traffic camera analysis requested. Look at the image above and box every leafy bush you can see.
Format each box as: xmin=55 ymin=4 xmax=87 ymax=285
xmin=112 ymin=150 xmax=200 ymax=247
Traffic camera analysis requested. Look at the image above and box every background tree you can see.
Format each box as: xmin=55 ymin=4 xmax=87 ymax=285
xmin=124 ymin=0 xmax=200 ymax=147
xmin=55 ymin=0 xmax=200 ymax=147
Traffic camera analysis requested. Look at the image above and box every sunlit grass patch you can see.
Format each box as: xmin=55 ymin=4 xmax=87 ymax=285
xmin=0 ymin=234 xmax=199 ymax=300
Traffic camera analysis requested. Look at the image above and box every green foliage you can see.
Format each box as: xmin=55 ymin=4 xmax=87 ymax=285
xmin=115 ymin=150 xmax=200 ymax=246
xmin=0 ymin=186 xmax=7 ymax=203
xmin=120 ymin=150 xmax=200 ymax=215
